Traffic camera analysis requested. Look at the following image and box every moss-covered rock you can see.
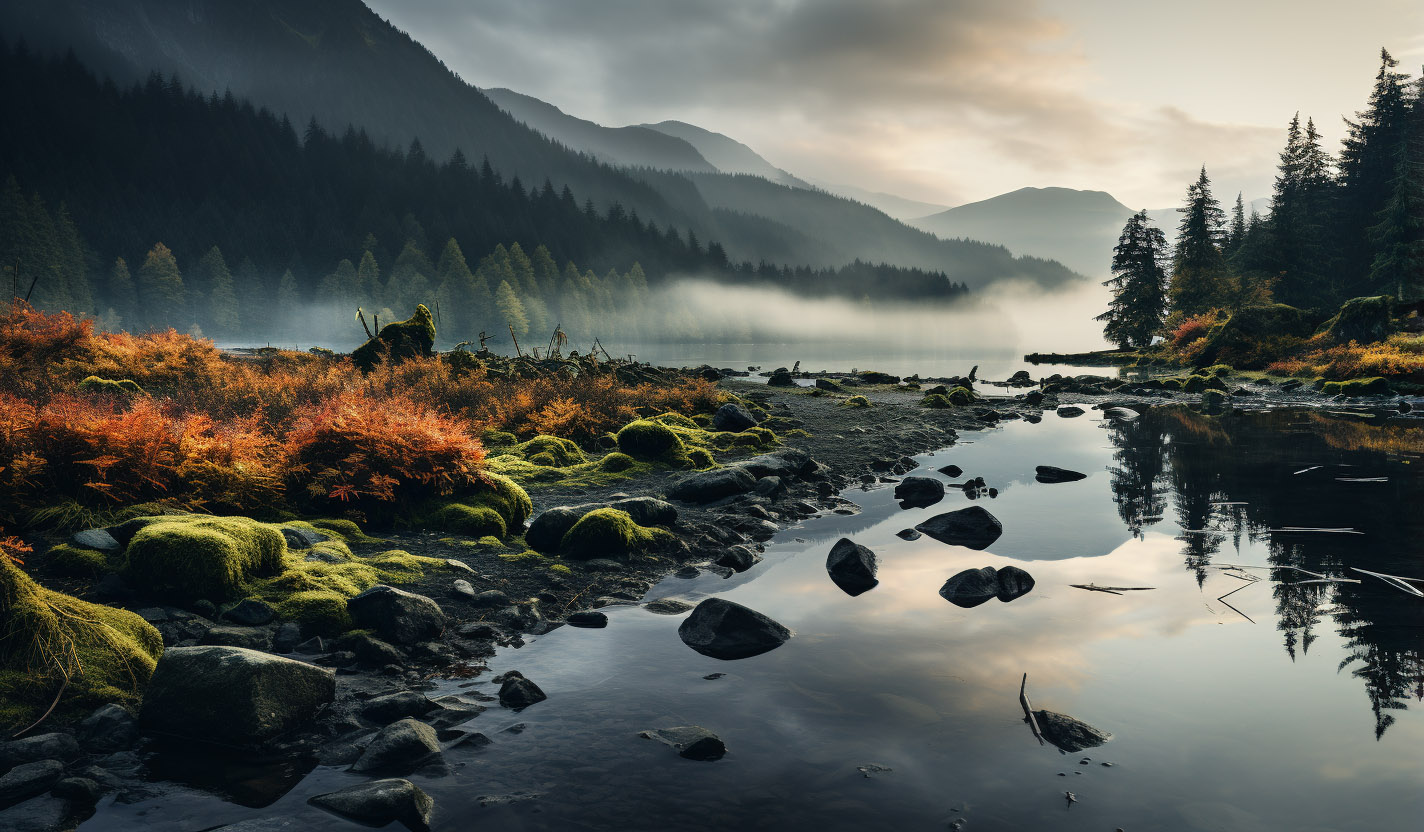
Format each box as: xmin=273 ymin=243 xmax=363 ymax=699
xmin=948 ymin=386 xmax=975 ymax=405
xmin=859 ymin=371 xmax=899 ymax=385
xmin=351 ymin=304 xmax=437 ymax=373
xmin=1321 ymin=377 xmax=1392 ymax=396
xmin=509 ymin=435 xmax=588 ymax=467
xmin=76 ymin=376 xmax=144 ymax=396
xmin=842 ymin=395 xmax=872 ymax=408
xmin=1 ymin=558 xmax=163 ymax=727
xmin=559 ymin=508 xmax=673 ymax=560
xmin=1315 ymin=296 xmax=1394 ymax=345
xmin=688 ymin=447 xmax=715 ymax=469
xmin=45 ymin=543 xmax=112 ymax=577
xmin=616 ymin=419 xmax=687 ymax=461
xmin=467 ymin=472 xmax=532 ymax=531
xmin=429 ymin=502 xmax=506 ymax=538
xmin=274 ymin=590 xmax=353 ymax=637
xmin=123 ymin=516 xmax=287 ymax=604
xmin=1194 ymin=304 xmax=1321 ymax=367
xmin=920 ymin=393 xmax=952 ymax=408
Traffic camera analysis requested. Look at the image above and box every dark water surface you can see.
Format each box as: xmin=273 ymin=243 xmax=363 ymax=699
xmin=87 ymin=407 xmax=1424 ymax=831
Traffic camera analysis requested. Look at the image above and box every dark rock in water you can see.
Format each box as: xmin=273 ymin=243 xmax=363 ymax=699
xmin=915 ymin=506 xmax=1003 ymax=550
xmin=525 ymin=506 xmax=584 ymax=554
xmin=0 ymin=733 xmax=79 ymax=769
xmin=1035 ymin=465 xmax=1087 ymax=484
xmin=939 ymin=567 xmax=1001 ymax=608
xmin=77 ymin=704 xmax=138 ymax=752
xmin=1034 ymin=710 xmax=1113 ymax=752
xmin=280 ymin=526 xmax=329 ymax=549
xmin=667 ymin=467 xmax=757 ymax=503
xmin=71 ymin=528 xmax=120 ymax=553
xmin=1056 ymin=406 xmax=1085 ymax=417
xmin=937 ymin=464 xmax=963 ymax=478
xmin=715 ymin=545 xmax=760 ymax=573
xmin=199 ymin=625 xmax=272 ymax=651
xmin=976 ymin=409 xmax=1001 ymax=422
xmin=309 ymin=778 xmax=434 ymax=832
xmin=640 ymin=726 xmax=727 ymax=761
xmin=767 ymin=370 xmax=796 ymax=386
xmin=221 ymin=598 xmax=276 ymax=626
xmin=351 ymin=718 xmax=442 ymax=774
xmin=1024 ymin=413 xmax=1043 ymax=424
xmin=712 ymin=402 xmax=758 ymax=432
xmin=644 ymin=598 xmax=695 ymax=615
xmin=567 ymin=611 xmax=609 ymax=628
xmin=51 ymin=776 xmax=104 ymax=805
xmin=348 ymin=585 xmax=446 ymax=646
xmin=139 ymin=646 xmax=336 ymax=748
xmin=1102 ymin=406 xmax=1139 ymax=422
xmin=0 ymin=760 xmax=65 ymax=805
xmin=896 ymin=528 xmax=922 ymax=541
xmin=499 ymin=676 xmax=548 ymax=709
xmin=894 ymin=476 xmax=945 ymax=508
xmin=826 ymin=538 xmax=878 ymax=596
xmin=678 ymin=598 xmax=791 ymax=660
xmin=1024 ymin=390 xmax=1045 ymax=406
xmin=363 ymin=692 xmax=440 ymax=725
xmin=996 ymin=565 xmax=1036 ymax=601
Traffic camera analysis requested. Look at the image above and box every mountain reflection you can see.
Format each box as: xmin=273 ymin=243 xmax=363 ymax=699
xmin=1106 ymin=406 xmax=1424 ymax=739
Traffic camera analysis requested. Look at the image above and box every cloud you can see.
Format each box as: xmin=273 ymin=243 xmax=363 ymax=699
xmin=368 ymin=0 xmax=1290 ymax=206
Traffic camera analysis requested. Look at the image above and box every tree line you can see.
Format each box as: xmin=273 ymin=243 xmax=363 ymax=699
xmin=1099 ymin=49 xmax=1423 ymax=346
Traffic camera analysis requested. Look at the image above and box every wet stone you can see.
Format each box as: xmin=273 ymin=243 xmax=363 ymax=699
xmin=640 ymin=726 xmax=727 ymax=761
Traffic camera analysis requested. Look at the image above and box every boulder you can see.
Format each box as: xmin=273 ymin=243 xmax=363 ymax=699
xmin=0 ymin=795 xmax=81 ymax=832
xmin=567 ymin=611 xmax=609 ymax=628
xmin=0 ymin=734 xmax=79 ymax=769
xmin=826 ymin=538 xmax=878 ymax=596
xmin=895 ymin=529 xmax=922 ymax=541
xmin=347 ymin=585 xmax=446 ymax=646
xmin=1034 ymin=466 xmax=1087 ymax=484
xmin=736 ymin=449 xmax=814 ymax=479
xmin=753 ymin=476 xmax=786 ymax=499
xmin=50 ymin=777 xmax=104 ymax=805
xmin=1034 ymin=710 xmax=1113 ymax=753
xmin=609 ymin=497 xmax=678 ymax=527
xmin=498 ymin=675 xmax=548 ymax=709
xmin=767 ymin=370 xmax=796 ymax=386
xmin=70 ymin=528 xmax=120 ymax=553
xmin=643 ymin=598 xmax=695 ymax=615
xmin=937 ymin=465 xmax=963 ymax=478
xmin=363 ymin=692 xmax=440 ymax=725
xmin=678 ymin=598 xmax=791 ymax=660
xmin=667 ymin=468 xmax=757 ymax=503
xmin=996 ymin=565 xmax=1036 ymax=602
xmin=814 ymin=378 xmax=841 ymax=391
xmin=351 ymin=718 xmax=442 ymax=774
xmin=524 ymin=506 xmax=584 ymax=554
xmin=0 ymin=760 xmax=64 ymax=805
xmin=139 ymin=646 xmax=335 ymax=748
xmin=77 ymin=704 xmax=138 ymax=752
xmin=1056 ymin=406 xmax=1085 ymax=417
xmin=893 ymin=476 xmax=944 ymax=508
xmin=640 ymin=726 xmax=727 ymax=761
xmin=336 ymin=631 xmax=405 ymax=667
xmin=200 ymin=625 xmax=272 ymax=651
xmin=938 ymin=567 xmax=1001 ymax=608
xmin=309 ymin=778 xmax=434 ymax=832
xmin=712 ymin=403 xmax=758 ymax=432
xmin=915 ymin=507 xmax=1003 ymax=550
xmin=715 ymin=545 xmax=760 ymax=573
xmin=280 ymin=526 xmax=329 ymax=549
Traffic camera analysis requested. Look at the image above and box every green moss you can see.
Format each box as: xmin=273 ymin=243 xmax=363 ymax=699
xmin=1315 ymin=296 xmax=1394 ymax=345
xmin=430 ymin=502 xmax=507 ymax=538
xmin=306 ymin=518 xmax=382 ymax=545
xmin=1 ymin=558 xmax=163 ymax=727
xmin=274 ymin=590 xmax=352 ymax=637
xmin=616 ymin=419 xmax=687 ymax=461
xmin=46 ymin=543 xmax=112 ymax=577
xmin=351 ymin=304 xmax=437 ymax=372
xmin=498 ymin=550 xmax=546 ymax=564
xmin=467 ymin=472 xmax=533 ymax=530
xmin=559 ymin=507 xmax=672 ymax=560
xmin=1162 ymin=377 xmax=1184 ymax=390
xmin=650 ymin=412 xmax=700 ymax=430
xmin=478 ymin=535 xmax=501 ymax=546
xmin=920 ymin=393 xmax=952 ymax=409
xmin=550 ymin=564 xmax=573 ymax=576
xmin=479 ymin=429 xmax=518 ymax=448
xmin=123 ymin=516 xmax=287 ymax=604
xmin=1203 ymin=364 xmax=1233 ymax=377
xmin=948 ymin=386 xmax=975 ymax=405
xmin=842 ymin=395 xmax=872 ymax=408
xmin=688 ymin=447 xmax=716 ymax=469
xmin=485 ymin=450 xmax=653 ymax=490
xmin=1321 ymin=377 xmax=1392 ymax=396
xmin=368 ymin=550 xmax=446 ymax=581
xmin=77 ymin=376 xmax=144 ymax=396
xmin=509 ymin=435 xmax=588 ymax=467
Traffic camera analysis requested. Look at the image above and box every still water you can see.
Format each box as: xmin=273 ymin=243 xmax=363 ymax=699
xmin=88 ymin=406 xmax=1424 ymax=831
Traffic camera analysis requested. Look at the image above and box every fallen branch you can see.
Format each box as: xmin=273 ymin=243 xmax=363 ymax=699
xmin=1069 ymin=583 xmax=1155 ymax=595
xmin=9 ymin=679 xmax=67 ymax=740
xmin=1350 ymin=567 xmax=1424 ymax=598
xmin=1019 ymin=673 xmax=1044 ymax=746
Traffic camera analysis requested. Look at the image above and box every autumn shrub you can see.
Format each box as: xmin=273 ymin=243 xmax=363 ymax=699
xmin=1264 ymin=336 xmax=1424 ymax=380
xmin=1169 ymin=312 xmax=1221 ymax=349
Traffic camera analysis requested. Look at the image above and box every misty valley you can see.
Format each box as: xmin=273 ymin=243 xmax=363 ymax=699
xmin=1 ymin=2 xmax=1422 ymax=832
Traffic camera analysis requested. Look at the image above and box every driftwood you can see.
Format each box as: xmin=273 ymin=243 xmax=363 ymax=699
xmin=1268 ymin=527 xmax=1363 ymax=535
xmin=1351 ymin=567 xmax=1424 ymax=598
xmin=1019 ymin=673 xmax=1044 ymax=746
xmin=1069 ymin=583 xmax=1155 ymax=595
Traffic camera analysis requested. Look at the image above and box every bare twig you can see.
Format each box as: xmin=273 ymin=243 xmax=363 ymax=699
xmin=508 ymin=323 xmax=523 ymax=357
xmin=355 ymin=307 xmax=374 ymax=340
xmin=1019 ymin=673 xmax=1044 ymax=746
xmin=9 ymin=679 xmax=67 ymax=740
xmin=1070 ymin=583 xmax=1155 ymax=594
xmin=1351 ymin=567 xmax=1424 ymax=598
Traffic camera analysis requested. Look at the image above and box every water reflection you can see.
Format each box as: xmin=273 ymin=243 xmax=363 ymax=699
xmin=1106 ymin=406 xmax=1424 ymax=739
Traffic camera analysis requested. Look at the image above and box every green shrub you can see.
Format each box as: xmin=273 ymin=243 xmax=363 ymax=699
xmin=688 ymin=447 xmax=715 ymax=469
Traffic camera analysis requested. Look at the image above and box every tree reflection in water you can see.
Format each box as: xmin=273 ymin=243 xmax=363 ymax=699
xmin=1106 ymin=405 xmax=1424 ymax=738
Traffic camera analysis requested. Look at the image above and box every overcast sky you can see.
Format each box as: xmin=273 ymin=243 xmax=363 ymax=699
xmin=368 ymin=0 xmax=1423 ymax=210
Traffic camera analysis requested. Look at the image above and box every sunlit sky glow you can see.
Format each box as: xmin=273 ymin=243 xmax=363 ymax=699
xmin=369 ymin=0 xmax=1424 ymax=210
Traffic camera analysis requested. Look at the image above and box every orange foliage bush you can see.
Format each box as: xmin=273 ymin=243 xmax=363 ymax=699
xmin=281 ymin=391 xmax=487 ymax=519
xmin=1264 ymin=336 xmax=1424 ymax=380
xmin=1169 ymin=312 xmax=1222 ymax=349
xmin=0 ymin=530 xmax=30 ymax=566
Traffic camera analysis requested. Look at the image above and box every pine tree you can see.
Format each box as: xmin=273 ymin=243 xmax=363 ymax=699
xmin=1226 ymin=193 xmax=1247 ymax=256
xmin=206 ymin=250 xmax=240 ymax=337
xmin=1340 ymin=49 xmax=1411 ymax=290
xmin=494 ymin=279 xmax=529 ymax=337
xmin=274 ymin=269 xmax=300 ymax=336
xmin=356 ymin=250 xmax=381 ymax=306
xmin=1169 ymin=166 xmax=1234 ymax=317
xmin=1097 ymin=210 xmax=1169 ymax=347
xmin=1268 ymin=115 xmax=1339 ymax=307
xmin=107 ymin=257 xmax=137 ymax=327
xmin=1367 ymin=82 xmax=1424 ymax=303
xmin=136 ymin=242 xmax=186 ymax=330
xmin=193 ymin=246 xmax=234 ymax=329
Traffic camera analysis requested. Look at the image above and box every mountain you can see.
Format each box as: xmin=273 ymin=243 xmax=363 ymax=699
xmin=481 ymin=88 xmax=716 ymax=173
xmin=641 ymin=121 xmax=810 ymax=189
xmin=807 ymin=181 xmax=949 ymax=222
xmin=912 ymin=187 xmax=1137 ymax=277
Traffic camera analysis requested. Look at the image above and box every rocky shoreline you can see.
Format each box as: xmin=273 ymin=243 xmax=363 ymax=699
xmin=3 ymin=366 xmax=1420 ymax=832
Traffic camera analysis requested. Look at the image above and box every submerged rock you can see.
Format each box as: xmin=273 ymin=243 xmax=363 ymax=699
xmin=678 ymin=598 xmax=791 ymax=660
xmin=715 ymin=544 xmax=761 ymax=573
xmin=643 ymin=598 xmax=695 ymax=615
xmin=996 ymin=565 xmax=1036 ymax=601
xmin=309 ymin=778 xmax=434 ymax=832
xmin=1057 ymin=406 xmax=1085 ymax=417
xmin=139 ymin=646 xmax=335 ymax=748
xmin=1034 ymin=710 xmax=1113 ymax=753
xmin=498 ymin=676 xmax=548 ymax=709
xmin=77 ymin=704 xmax=138 ymax=752
xmin=895 ymin=528 xmax=922 ymax=541
xmin=894 ymin=476 xmax=945 ymax=508
xmin=351 ymin=718 xmax=442 ymax=774
xmin=915 ymin=506 xmax=1003 ymax=550
xmin=1035 ymin=465 xmax=1087 ymax=484
xmin=567 ymin=611 xmax=609 ymax=628
xmin=640 ymin=726 xmax=727 ymax=761
xmin=826 ymin=538 xmax=879 ymax=596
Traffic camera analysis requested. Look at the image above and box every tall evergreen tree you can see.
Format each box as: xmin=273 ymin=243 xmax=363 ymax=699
xmin=136 ymin=242 xmax=185 ymax=330
xmin=106 ymin=256 xmax=137 ymax=327
xmin=192 ymin=246 xmax=233 ymax=328
xmin=1339 ymin=49 xmax=1411 ymax=291
xmin=1269 ymin=115 xmax=1339 ymax=307
xmin=1170 ymin=166 xmax=1234 ymax=317
xmin=1097 ymin=210 xmax=1169 ymax=347
xmin=494 ymin=279 xmax=529 ymax=337
xmin=1226 ymin=193 xmax=1247 ymax=256
xmin=205 ymin=251 xmax=240 ymax=338
xmin=1367 ymin=80 xmax=1424 ymax=303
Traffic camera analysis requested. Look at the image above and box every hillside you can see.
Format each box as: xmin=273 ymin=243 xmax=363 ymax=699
xmin=642 ymin=121 xmax=810 ymax=188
